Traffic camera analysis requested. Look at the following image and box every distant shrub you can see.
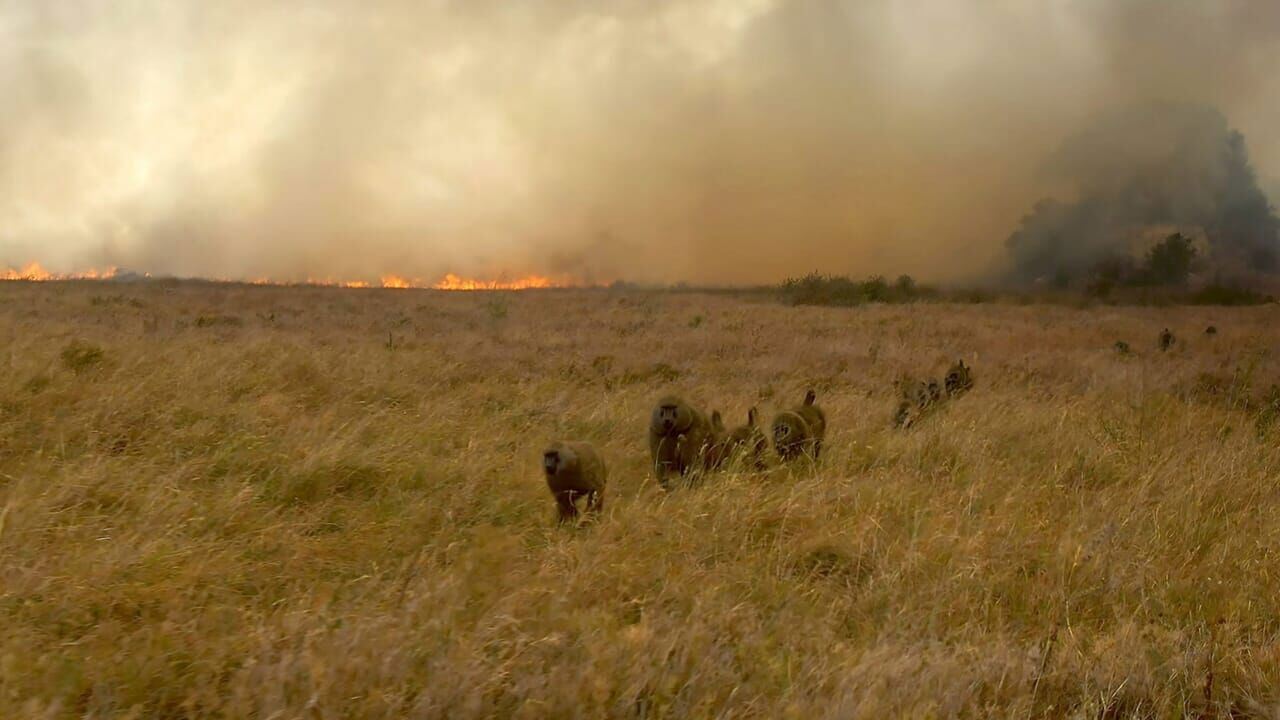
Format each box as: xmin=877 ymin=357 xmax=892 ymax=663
xmin=620 ymin=362 xmax=681 ymax=385
xmin=23 ymin=374 xmax=52 ymax=393
xmin=90 ymin=295 xmax=146 ymax=309
xmin=61 ymin=341 xmax=105 ymax=374
xmin=1188 ymin=284 xmax=1273 ymax=306
xmin=484 ymin=297 xmax=509 ymax=321
xmin=778 ymin=272 xmax=936 ymax=307
xmin=195 ymin=314 xmax=244 ymax=328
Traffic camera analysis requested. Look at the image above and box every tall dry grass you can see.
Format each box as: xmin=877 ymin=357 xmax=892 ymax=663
xmin=2 ymin=282 xmax=1280 ymax=718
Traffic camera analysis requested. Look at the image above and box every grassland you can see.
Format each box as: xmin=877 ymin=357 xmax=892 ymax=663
xmin=2 ymin=281 xmax=1280 ymax=718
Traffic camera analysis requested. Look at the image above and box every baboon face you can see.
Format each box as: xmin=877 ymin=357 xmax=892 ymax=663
xmin=773 ymin=415 xmax=802 ymax=445
xmin=543 ymin=447 xmax=575 ymax=477
xmin=773 ymin=412 xmax=813 ymax=459
xmin=652 ymin=398 xmax=692 ymax=435
xmin=945 ymin=360 xmax=973 ymax=395
xmin=543 ymin=449 xmax=562 ymax=476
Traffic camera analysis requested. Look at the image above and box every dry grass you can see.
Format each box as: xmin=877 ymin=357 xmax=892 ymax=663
xmin=3 ymin=282 xmax=1280 ymax=718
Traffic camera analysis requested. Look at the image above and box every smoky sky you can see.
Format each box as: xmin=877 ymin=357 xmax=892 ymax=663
xmin=2 ymin=1 xmax=1279 ymax=284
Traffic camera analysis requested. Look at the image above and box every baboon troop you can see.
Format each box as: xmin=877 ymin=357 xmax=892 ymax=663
xmin=543 ymin=441 xmax=607 ymax=523
xmin=1116 ymin=324 xmax=1218 ymax=357
xmin=772 ymin=389 xmax=827 ymax=461
xmin=542 ymin=320 xmax=1231 ymax=523
xmin=893 ymin=359 xmax=973 ymax=429
xmin=543 ymin=387 xmax=840 ymax=521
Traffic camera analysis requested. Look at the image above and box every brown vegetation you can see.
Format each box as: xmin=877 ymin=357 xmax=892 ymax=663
xmin=3 ymin=282 xmax=1280 ymax=717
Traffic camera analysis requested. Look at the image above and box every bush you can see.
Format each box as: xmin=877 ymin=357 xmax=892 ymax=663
xmin=1189 ymin=284 xmax=1274 ymax=306
xmin=484 ymin=297 xmax=508 ymax=321
xmin=778 ymin=273 xmax=935 ymax=307
xmin=194 ymin=314 xmax=244 ymax=328
xmin=61 ymin=341 xmax=106 ymax=374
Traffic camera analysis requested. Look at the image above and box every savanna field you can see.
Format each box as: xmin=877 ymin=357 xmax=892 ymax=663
xmin=5 ymin=281 xmax=1280 ymax=718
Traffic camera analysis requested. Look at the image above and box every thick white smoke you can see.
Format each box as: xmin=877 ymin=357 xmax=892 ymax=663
xmin=1 ymin=1 xmax=1278 ymax=284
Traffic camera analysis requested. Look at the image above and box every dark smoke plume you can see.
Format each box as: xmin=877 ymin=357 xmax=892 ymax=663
xmin=1005 ymin=103 xmax=1280 ymax=284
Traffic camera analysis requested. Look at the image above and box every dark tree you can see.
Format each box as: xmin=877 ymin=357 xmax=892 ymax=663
xmin=1145 ymin=233 xmax=1197 ymax=285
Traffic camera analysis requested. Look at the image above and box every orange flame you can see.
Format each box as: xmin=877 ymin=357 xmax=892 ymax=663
xmin=431 ymin=273 xmax=560 ymax=290
xmin=1 ymin=262 xmax=119 ymax=281
xmin=380 ymin=275 xmax=413 ymax=289
xmin=3 ymin=263 xmax=582 ymax=290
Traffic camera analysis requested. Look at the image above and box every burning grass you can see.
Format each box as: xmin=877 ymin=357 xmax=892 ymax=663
xmin=3 ymin=282 xmax=1280 ymax=717
xmin=2 ymin=265 xmax=581 ymax=291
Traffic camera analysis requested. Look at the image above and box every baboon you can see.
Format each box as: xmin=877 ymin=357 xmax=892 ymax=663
xmin=944 ymin=359 xmax=973 ymax=398
xmin=927 ymin=380 xmax=943 ymax=404
xmin=1205 ymin=325 xmax=1218 ymax=336
xmin=542 ymin=441 xmax=607 ymax=523
xmin=710 ymin=407 xmax=771 ymax=471
xmin=648 ymin=395 xmax=714 ymax=487
xmin=704 ymin=410 xmax=729 ymax=471
xmin=892 ymin=377 xmax=937 ymax=429
xmin=772 ymin=389 xmax=826 ymax=461
xmin=1159 ymin=328 xmax=1175 ymax=352
xmin=1114 ymin=340 xmax=1131 ymax=355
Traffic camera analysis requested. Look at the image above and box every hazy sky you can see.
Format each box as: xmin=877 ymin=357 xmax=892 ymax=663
xmin=2 ymin=1 xmax=1278 ymax=283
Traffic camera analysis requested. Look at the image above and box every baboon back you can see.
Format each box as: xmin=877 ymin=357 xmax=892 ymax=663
xmin=547 ymin=441 xmax=606 ymax=494
xmin=795 ymin=404 xmax=826 ymax=445
xmin=711 ymin=407 xmax=770 ymax=471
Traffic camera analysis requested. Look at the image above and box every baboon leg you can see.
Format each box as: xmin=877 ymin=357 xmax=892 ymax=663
xmin=586 ymin=490 xmax=603 ymax=515
xmin=555 ymin=492 xmax=579 ymax=523
xmin=655 ymin=460 xmax=675 ymax=489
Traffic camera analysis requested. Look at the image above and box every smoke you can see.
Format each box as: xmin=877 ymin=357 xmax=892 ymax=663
xmin=1005 ymin=102 xmax=1280 ymax=283
xmin=2 ymin=1 xmax=1279 ymax=284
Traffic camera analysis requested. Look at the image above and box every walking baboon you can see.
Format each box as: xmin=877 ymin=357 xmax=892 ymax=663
xmin=772 ymin=389 xmax=826 ymax=461
xmin=927 ymin=379 xmax=943 ymax=404
xmin=542 ymin=441 xmax=607 ymax=523
xmin=944 ymin=360 xmax=973 ymax=398
xmin=648 ymin=395 xmax=714 ymax=487
xmin=1205 ymin=325 xmax=1218 ymax=336
xmin=710 ymin=407 xmax=771 ymax=471
xmin=1159 ymin=328 xmax=1175 ymax=351
xmin=893 ymin=377 xmax=936 ymax=429
xmin=704 ymin=410 xmax=729 ymax=471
